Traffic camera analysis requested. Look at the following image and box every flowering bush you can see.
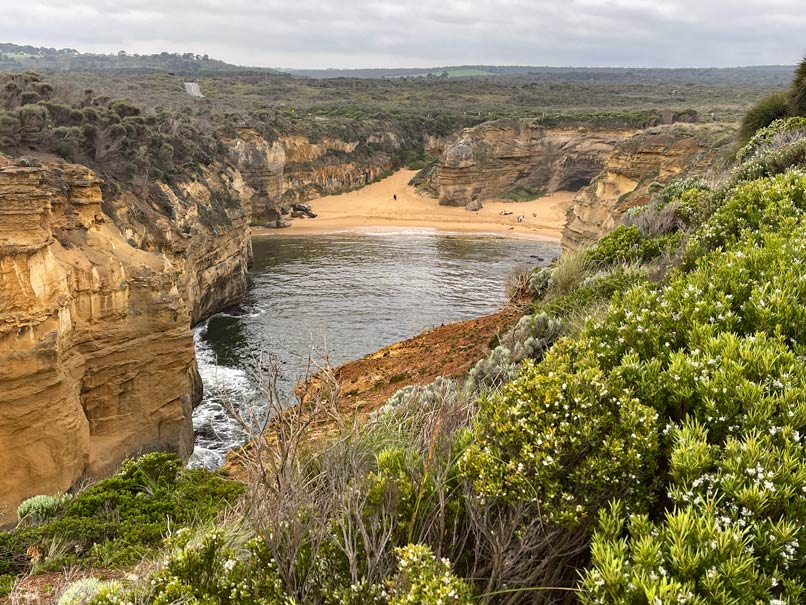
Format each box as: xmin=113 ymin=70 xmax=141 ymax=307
xmin=86 ymin=529 xmax=289 ymax=605
xmin=735 ymin=117 xmax=806 ymax=163
xmin=577 ymin=171 xmax=806 ymax=603
xmin=146 ymin=530 xmax=286 ymax=605
xmin=389 ymin=544 xmax=472 ymax=605
xmin=16 ymin=493 xmax=68 ymax=525
xmin=463 ymin=339 xmax=660 ymax=524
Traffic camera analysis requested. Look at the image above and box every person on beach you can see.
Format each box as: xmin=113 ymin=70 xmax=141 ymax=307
xmin=393 ymin=194 xmax=397 ymax=201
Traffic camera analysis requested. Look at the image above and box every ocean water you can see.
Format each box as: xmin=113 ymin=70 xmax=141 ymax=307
xmin=189 ymin=230 xmax=560 ymax=468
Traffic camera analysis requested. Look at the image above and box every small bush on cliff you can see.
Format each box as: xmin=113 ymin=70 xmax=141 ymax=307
xmin=389 ymin=544 xmax=472 ymax=605
xmin=0 ymin=453 xmax=242 ymax=576
xmin=739 ymin=91 xmax=791 ymax=145
xmin=585 ymin=225 xmax=683 ymax=267
xmin=17 ymin=494 xmax=69 ymax=525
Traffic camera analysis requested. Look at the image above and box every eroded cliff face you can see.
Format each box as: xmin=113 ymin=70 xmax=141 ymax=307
xmin=562 ymin=124 xmax=727 ymax=250
xmin=101 ymin=162 xmax=254 ymax=324
xmin=224 ymin=128 xmax=400 ymax=224
xmin=432 ymin=119 xmax=633 ymax=206
xmin=0 ymin=162 xmax=198 ymax=525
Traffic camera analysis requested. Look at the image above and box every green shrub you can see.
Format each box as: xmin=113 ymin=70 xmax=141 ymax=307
xmin=58 ymin=578 xmax=122 ymax=605
xmin=497 ymin=311 xmax=565 ymax=364
xmin=465 ymin=345 xmax=517 ymax=392
xmin=586 ymin=226 xmax=644 ymax=265
xmin=0 ymin=574 xmax=13 ymax=597
xmin=684 ymin=169 xmax=806 ymax=264
xmin=463 ymin=338 xmax=661 ymax=525
xmin=733 ymin=138 xmax=806 ymax=184
xmin=735 ymin=117 xmax=806 ymax=163
xmin=389 ymin=544 xmax=472 ymax=605
xmin=498 ymin=185 xmax=544 ymax=201
xmin=537 ymin=266 xmax=645 ymax=318
xmin=790 ymin=55 xmax=806 ymax=116
xmin=17 ymin=494 xmax=68 ymax=525
xmin=586 ymin=225 xmax=683 ymax=267
xmin=528 ymin=266 xmax=554 ymax=299
xmin=738 ymin=91 xmax=790 ymax=145
xmin=0 ymin=453 xmax=243 ymax=575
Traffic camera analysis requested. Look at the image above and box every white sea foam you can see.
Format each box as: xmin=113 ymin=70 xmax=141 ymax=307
xmin=190 ymin=320 xmax=262 ymax=469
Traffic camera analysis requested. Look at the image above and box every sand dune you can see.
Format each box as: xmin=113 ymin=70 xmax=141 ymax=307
xmin=253 ymin=169 xmax=573 ymax=241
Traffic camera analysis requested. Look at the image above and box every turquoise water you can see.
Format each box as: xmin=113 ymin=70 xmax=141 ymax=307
xmin=190 ymin=231 xmax=559 ymax=467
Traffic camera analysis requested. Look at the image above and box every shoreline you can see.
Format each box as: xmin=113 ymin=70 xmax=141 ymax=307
xmin=251 ymin=169 xmax=573 ymax=242
xmin=224 ymin=303 xmax=524 ymax=473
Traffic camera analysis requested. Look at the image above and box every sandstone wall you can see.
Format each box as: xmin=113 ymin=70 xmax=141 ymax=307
xmin=224 ymin=128 xmax=401 ymax=224
xmin=0 ymin=163 xmax=198 ymax=525
xmin=433 ymin=119 xmax=632 ymax=206
xmin=562 ymin=124 xmax=726 ymax=250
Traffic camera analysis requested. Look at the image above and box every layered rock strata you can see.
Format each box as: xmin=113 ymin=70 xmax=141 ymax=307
xmin=563 ymin=124 xmax=727 ymax=250
xmin=433 ymin=119 xmax=632 ymax=206
xmin=224 ymin=129 xmax=400 ymax=224
xmin=0 ymin=163 xmax=198 ymax=525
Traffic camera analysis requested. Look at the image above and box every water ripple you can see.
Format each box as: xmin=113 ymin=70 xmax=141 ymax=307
xmin=190 ymin=233 xmax=559 ymax=468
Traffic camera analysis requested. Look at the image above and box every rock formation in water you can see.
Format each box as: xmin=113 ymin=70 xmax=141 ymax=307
xmin=0 ymin=161 xmax=201 ymax=525
xmin=432 ymin=119 xmax=632 ymax=206
xmin=562 ymin=124 xmax=728 ymax=250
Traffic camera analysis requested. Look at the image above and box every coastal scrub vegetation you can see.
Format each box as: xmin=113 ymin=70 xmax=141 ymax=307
xmin=738 ymin=55 xmax=806 ymax=145
xmin=0 ymin=452 xmax=241 ymax=590
xmin=6 ymin=57 xmax=806 ymax=605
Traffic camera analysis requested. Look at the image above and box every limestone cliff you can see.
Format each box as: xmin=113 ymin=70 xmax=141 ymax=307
xmin=224 ymin=128 xmax=401 ymax=224
xmin=0 ymin=162 xmax=198 ymax=525
xmin=100 ymin=163 xmax=254 ymax=324
xmin=0 ymin=123 xmax=413 ymax=522
xmin=562 ymin=124 xmax=728 ymax=250
xmin=432 ymin=119 xmax=633 ymax=206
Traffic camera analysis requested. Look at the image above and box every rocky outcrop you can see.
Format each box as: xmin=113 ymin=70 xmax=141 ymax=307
xmin=562 ymin=124 xmax=728 ymax=250
xmin=0 ymin=162 xmax=199 ymax=525
xmin=280 ymin=133 xmax=395 ymax=205
xmin=224 ymin=129 xmax=400 ymax=224
xmin=223 ymin=128 xmax=285 ymax=224
xmin=102 ymin=164 xmax=254 ymax=325
xmin=433 ymin=119 xmax=632 ymax=206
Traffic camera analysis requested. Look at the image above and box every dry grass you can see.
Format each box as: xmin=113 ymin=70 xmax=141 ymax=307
xmin=549 ymin=249 xmax=591 ymax=295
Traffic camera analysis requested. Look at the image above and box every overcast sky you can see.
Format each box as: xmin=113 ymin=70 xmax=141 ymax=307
xmin=2 ymin=0 xmax=805 ymax=69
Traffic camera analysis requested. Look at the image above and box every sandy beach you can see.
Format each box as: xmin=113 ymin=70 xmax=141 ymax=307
xmin=253 ymin=169 xmax=573 ymax=241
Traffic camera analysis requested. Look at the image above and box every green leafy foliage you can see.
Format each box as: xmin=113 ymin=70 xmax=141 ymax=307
xmin=463 ymin=338 xmax=660 ymax=524
xmin=585 ymin=225 xmax=683 ymax=267
xmin=0 ymin=453 xmax=242 ymax=575
xmin=389 ymin=544 xmax=472 ymax=605
xmin=738 ymin=91 xmax=790 ymax=145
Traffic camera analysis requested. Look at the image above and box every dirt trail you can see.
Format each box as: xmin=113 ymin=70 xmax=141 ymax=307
xmin=254 ymin=170 xmax=573 ymax=240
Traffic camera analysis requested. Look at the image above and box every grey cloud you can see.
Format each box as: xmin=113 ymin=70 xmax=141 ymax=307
xmin=0 ymin=0 xmax=804 ymax=68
